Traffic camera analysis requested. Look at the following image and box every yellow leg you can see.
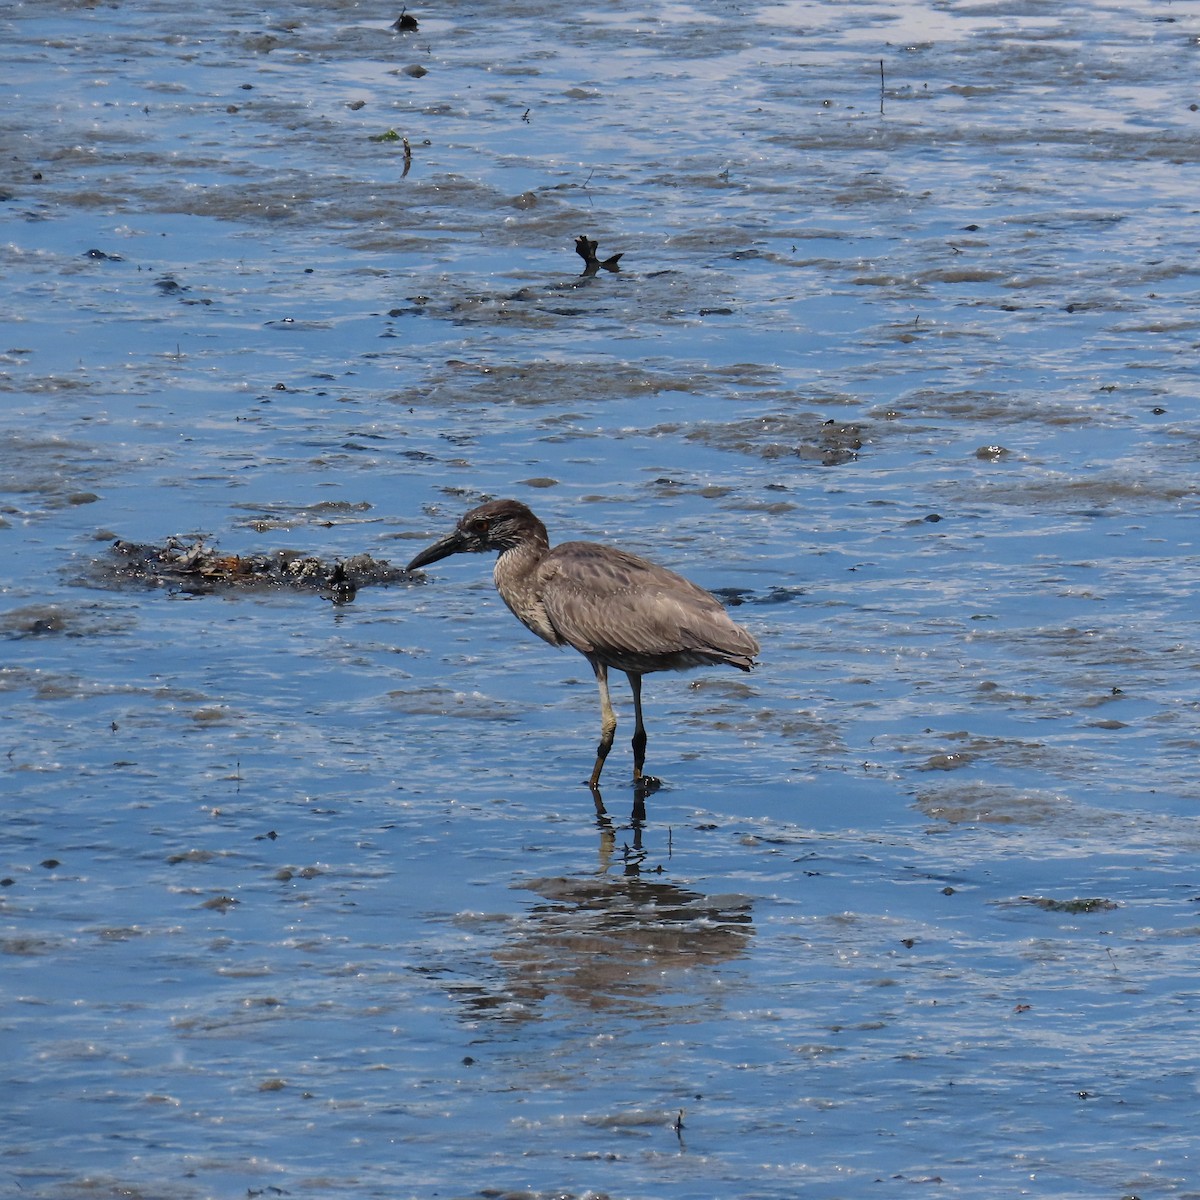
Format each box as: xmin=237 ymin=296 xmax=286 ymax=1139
xmin=588 ymin=659 xmax=616 ymax=790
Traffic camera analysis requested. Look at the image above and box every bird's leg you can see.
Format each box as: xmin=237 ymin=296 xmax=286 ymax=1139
xmin=588 ymin=658 xmax=617 ymax=790
xmin=627 ymin=671 xmax=647 ymax=782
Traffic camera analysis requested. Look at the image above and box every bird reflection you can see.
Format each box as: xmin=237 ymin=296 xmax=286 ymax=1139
xmin=448 ymin=819 xmax=753 ymax=1021
xmin=489 ymin=879 xmax=750 ymax=1017
xmin=591 ymin=780 xmax=652 ymax=847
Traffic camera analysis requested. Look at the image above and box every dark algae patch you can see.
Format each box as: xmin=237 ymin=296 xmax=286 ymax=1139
xmin=84 ymin=537 xmax=413 ymax=598
xmin=1021 ymin=896 xmax=1120 ymax=914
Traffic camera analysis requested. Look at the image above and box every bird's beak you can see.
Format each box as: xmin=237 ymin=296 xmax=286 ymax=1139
xmin=406 ymin=528 xmax=467 ymax=572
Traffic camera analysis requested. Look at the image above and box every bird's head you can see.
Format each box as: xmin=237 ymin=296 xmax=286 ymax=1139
xmin=406 ymin=499 xmax=549 ymax=570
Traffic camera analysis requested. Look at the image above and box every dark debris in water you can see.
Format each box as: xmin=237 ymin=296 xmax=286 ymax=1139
xmin=684 ymin=412 xmax=867 ymax=466
xmin=85 ymin=536 xmax=414 ymax=599
xmin=1021 ymin=896 xmax=1119 ymax=914
xmin=473 ymin=1192 xmax=614 ymax=1200
xmin=574 ymin=232 xmax=623 ymax=276
xmin=713 ymin=585 xmax=805 ymax=607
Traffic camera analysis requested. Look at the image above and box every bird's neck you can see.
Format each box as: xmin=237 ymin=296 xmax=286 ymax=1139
xmin=492 ymin=538 xmax=562 ymax=647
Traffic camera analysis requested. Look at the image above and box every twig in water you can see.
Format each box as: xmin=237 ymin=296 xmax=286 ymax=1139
xmin=580 ymin=166 xmax=596 ymax=207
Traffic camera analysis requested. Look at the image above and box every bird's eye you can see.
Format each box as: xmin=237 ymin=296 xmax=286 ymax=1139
xmin=470 ymin=518 xmax=489 ymax=534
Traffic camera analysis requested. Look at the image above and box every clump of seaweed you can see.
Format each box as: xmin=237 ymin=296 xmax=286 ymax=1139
xmin=1021 ymin=896 xmax=1119 ymax=914
xmin=86 ymin=536 xmax=413 ymax=602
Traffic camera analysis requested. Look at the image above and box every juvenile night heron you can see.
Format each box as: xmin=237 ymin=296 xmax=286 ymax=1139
xmin=406 ymin=499 xmax=759 ymax=789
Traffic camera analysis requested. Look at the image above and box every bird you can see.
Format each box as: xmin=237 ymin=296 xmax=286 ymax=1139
xmin=405 ymin=499 xmax=759 ymax=790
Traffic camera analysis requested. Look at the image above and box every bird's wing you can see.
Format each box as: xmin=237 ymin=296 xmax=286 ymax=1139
xmin=538 ymin=542 xmax=755 ymax=666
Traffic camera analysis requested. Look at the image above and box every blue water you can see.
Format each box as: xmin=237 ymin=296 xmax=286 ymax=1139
xmin=3 ymin=0 xmax=1200 ymax=1197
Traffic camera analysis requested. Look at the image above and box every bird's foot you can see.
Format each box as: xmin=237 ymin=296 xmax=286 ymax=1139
xmin=634 ymin=774 xmax=662 ymax=795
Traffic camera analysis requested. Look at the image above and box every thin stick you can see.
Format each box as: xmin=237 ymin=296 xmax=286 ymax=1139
xmin=879 ymin=59 xmax=885 ymax=115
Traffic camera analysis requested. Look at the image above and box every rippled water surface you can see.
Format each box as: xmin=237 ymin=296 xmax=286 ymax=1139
xmin=3 ymin=0 xmax=1200 ymax=1197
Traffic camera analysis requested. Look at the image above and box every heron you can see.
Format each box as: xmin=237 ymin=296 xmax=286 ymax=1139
xmin=406 ymin=499 xmax=759 ymax=789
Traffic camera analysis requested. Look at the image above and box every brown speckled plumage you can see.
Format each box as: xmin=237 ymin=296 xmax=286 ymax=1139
xmin=407 ymin=499 xmax=758 ymax=789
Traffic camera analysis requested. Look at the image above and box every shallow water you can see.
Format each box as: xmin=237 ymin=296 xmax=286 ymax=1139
xmin=3 ymin=0 xmax=1200 ymax=1197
